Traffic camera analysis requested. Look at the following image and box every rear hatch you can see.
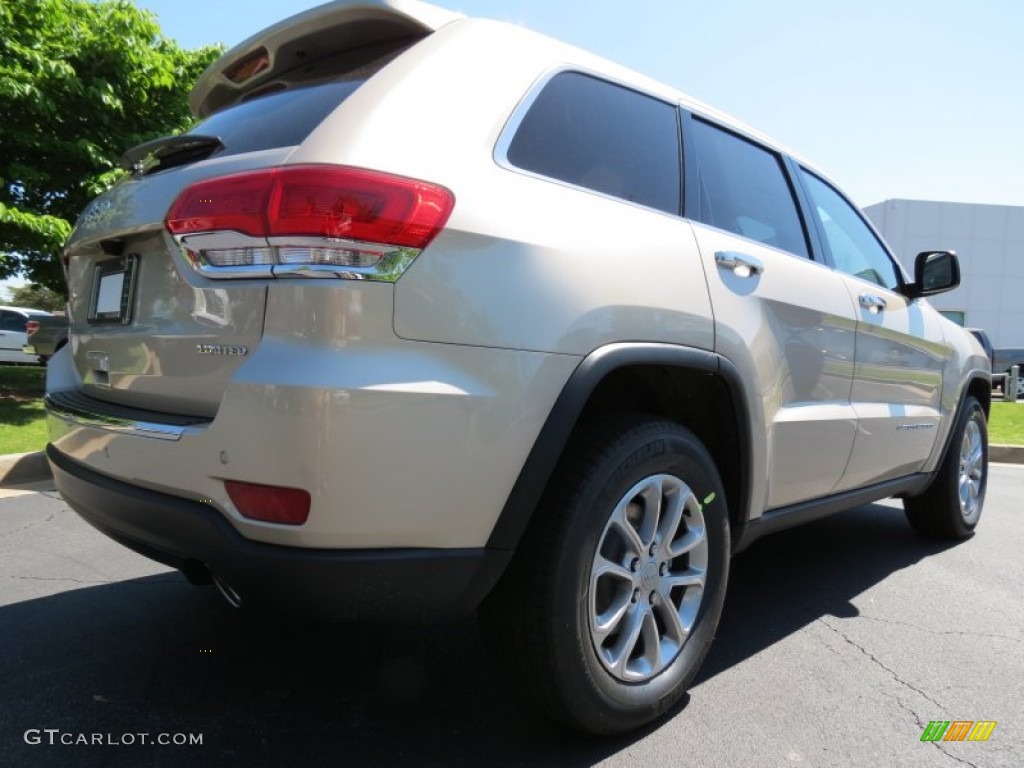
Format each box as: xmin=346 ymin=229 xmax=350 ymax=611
xmin=61 ymin=0 xmax=455 ymax=418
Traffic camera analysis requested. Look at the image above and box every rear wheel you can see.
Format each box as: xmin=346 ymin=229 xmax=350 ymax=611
xmin=480 ymin=417 xmax=729 ymax=734
xmin=904 ymin=396 xmax=987 ymax=538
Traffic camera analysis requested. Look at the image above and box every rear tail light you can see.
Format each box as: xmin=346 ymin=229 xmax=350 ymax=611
xmin=165 ymin=165 xmax=454 ymax=282
xmin=224 ymin=480 xmax=311 ymax=525
xmin=25 ymin=320 xmax=40 ymax=336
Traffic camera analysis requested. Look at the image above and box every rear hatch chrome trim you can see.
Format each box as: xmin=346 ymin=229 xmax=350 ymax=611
xmin=45 ymin=390 xmax=210 ymax=442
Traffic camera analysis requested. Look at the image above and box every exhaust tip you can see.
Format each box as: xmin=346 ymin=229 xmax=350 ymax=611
xmin=212 ymin=573 xmax=243 ymax=609
xmin=181 ymin=560 xmax=212 ymax=585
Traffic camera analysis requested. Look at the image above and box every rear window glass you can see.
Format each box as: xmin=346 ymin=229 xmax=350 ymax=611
xmin=506 ymin=72 xmax=681 ymax=215
xmin=188 ymin=80 xmax=364 ymax=156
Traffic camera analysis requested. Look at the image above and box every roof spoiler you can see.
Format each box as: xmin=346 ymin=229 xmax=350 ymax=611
xmin=189 ymin=0 xmax=463 ymax=119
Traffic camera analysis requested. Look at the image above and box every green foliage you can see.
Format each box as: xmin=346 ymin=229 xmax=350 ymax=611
xmin=0 ymin=0 xmax=222 ymax=294
xmin=7 ymin=282 xmax=65 ymax=312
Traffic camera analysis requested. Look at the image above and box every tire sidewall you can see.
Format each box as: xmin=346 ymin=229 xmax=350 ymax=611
xmin=552 ymin=425 xmax=729 ymax=730
xmin=948 ymin=399 xmax=988 ymax=533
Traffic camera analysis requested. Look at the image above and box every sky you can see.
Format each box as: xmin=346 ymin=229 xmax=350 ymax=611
xmin=131 ymin=0 xmax=1024 ymax=210
xmin=5 ymin=0 xmax=1023 ymax=296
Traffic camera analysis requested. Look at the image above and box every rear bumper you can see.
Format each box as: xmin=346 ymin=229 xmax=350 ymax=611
xmin=48 ymin=445 xmax=511 ymax=621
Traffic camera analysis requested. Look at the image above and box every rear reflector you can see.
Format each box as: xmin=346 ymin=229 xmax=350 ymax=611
xmin=166 ymin=165 xmax=454 ymax=250
xmin=224 ymin=480 xmax=311 ymax=525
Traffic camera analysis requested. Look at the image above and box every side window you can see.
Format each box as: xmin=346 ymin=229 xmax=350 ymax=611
xmin=690 ymin=118 xmax=809 ymax=258
xmin=800 ymin=171 xmax=901 ymax=290
xmin=0 ymin=311 xmax=26 ymax=332
xmin=506 ymin=72 xmax=681 ymax=215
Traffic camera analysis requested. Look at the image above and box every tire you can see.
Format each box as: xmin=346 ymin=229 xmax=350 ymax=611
xmin=904 ymin=396 xmax=987 ymax=539
xmin=479 ymin=416 xmax=729 ymax=734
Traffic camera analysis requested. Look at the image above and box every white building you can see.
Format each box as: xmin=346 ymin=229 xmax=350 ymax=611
xmin=864 ymin=199 xmax=1024 ymax=351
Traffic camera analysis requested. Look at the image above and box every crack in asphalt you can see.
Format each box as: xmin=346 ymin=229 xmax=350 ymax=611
xmin=856 ymin=613 xmax=1023 ymax=644
xmin=818 ymin=618 xmax=982 ymax=768
xmin=0 ymin=512 xmax=57 ymax=539
xmin=818 ymin=617 xmax=946 ymax=710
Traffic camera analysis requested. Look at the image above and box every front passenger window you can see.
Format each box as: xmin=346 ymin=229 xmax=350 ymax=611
xmin=800 ymin=171 xmax=901 ymax=290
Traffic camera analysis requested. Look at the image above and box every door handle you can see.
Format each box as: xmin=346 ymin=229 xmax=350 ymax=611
xmin=715 ymin=251 xmax=764 ymax=278
xmin=859 ymin=294 xmax=888 ymax=313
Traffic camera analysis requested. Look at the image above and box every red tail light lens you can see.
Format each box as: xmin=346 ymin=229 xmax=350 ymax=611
xmin=26 ymin=320 xmax=40 ymax=336
xmin=167 ymin=173 xmax=272 ymax=238
xmin=166 ymin=165 xmax=454 ymax=249
xmin=225 ymin=480 xmax=311 ymax=526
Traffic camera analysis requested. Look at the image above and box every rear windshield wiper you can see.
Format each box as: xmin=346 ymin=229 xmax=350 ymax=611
xmin=120 ymin=134 xmax=224 ymax=175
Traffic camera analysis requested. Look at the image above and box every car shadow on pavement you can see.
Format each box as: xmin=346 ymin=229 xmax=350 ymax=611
xmin=697 ymin=500 xmax=958 ymax=684
xmin=0 ymin=501 xmax=957 ymax=768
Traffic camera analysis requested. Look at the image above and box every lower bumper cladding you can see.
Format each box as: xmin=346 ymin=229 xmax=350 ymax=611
xmin=47 ymin=445 xmax=510 ymax=621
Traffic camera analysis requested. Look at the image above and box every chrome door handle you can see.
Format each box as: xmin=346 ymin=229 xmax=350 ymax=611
xmin=859 ymin=294 xmax=888 ymax=313
xmin=715 ymin=251 xmax=764 ymax=278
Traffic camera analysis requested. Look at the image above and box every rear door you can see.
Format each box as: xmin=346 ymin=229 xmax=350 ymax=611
xmin=795 ymin=168 xmax=948 ymax=489
xmin=683 ymin=114 xmax=859 ymax=510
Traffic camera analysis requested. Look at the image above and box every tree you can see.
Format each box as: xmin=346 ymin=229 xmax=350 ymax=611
xmin=8 ymin=282 xmax=66 ymax=312
xmin=0 ymin=0 xmax=222 ymax=295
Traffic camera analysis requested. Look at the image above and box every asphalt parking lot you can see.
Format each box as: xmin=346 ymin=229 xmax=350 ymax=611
xmin=1 ymin=465 xmax=1021 ymax=768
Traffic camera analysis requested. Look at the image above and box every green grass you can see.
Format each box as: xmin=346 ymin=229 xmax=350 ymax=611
xmin=990 ymin=402 xmax=1024 ymax=446
xmin=0 ymin=364 xmax=45 ymax=397
xmin=0 ymin=364 xmax=48 ymax=454
xmin=0 ymin=398 xmax=47 ymax=454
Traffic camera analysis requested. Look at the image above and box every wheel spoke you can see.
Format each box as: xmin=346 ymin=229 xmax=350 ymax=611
xmin=593 ymin=589 xmax=632 ymax=639
xmin=655 ymin=588 xmax=688 ymax=643
xmin=611 ymin=499 xmax=646 ymax=558
xmin=656 ymin=482 xmax=687 ymax=551
xmin=638 ymin=609 xmax=661 ymax=673
xmin=664 ymin=568 xmax=705 ymax=591
xmin=607 ymin=604 xmax=646 ymax=677
xmin=669 ymin=522 xmax=706 ymax=558
xmin=638 ymin=480 xmax=663 ymax=547
xmin=592 ymin=554 xmax=633 ymax=584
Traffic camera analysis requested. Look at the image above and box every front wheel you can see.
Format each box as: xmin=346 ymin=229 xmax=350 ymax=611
xmin=480 ymin=417 xmax=729 ymax=734
xmin=904 ymin=396 xmax=988 ymax=539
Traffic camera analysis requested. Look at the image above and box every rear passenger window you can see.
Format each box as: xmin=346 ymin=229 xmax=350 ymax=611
xmin=506 ymin=72 xmax=681 ymax=215
xmin=690 ymin=119 xmax=809 ymax=258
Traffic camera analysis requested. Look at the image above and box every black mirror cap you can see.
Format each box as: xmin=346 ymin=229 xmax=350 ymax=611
xmin=905 ymin=250 xmax=960 ymax=298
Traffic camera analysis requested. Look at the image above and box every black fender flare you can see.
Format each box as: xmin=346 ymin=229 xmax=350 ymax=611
xmin=486 ymin=342 xmax=758 ymax=551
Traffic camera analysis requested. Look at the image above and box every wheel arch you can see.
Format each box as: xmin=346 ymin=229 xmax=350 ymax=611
xmin=487 ymin=343 xmax=759 ymax=553
xmin=915 ymin=370 xmax=991 ymax=495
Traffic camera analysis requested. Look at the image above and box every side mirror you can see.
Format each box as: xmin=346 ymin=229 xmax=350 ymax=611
xmin=904 ymin=250 xmax=960 ymax=298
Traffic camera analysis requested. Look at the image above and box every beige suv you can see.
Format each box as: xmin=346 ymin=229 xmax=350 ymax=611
xmin=47 ymin=0 xmax=990 ymax=734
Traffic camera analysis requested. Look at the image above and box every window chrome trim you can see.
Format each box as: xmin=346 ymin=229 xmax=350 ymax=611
xmin=45 ymin=393 xmax=206 ymax=442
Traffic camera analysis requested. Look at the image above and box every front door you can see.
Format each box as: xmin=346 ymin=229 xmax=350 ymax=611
xmin=796 ymin=169 xmax=948 ymax=490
